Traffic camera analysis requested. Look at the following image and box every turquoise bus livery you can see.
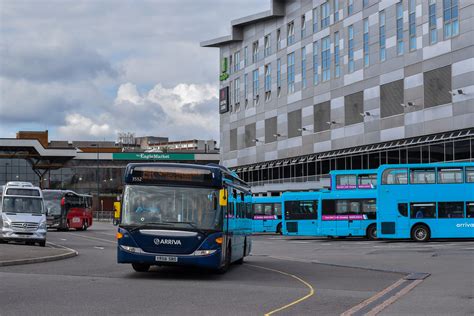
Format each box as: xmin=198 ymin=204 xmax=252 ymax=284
xmin=377 ymin=162 xmax=474 ymax=241
xmin=251 ymin=196 xmax=283 ymax=234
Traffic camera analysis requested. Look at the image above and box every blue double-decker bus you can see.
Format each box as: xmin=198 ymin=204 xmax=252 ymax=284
xmin=251 ymin=196 xmax=283 ymax=234
xmin=283 ymin=170 xmax=378 ymax=239
xmin=377 ymin=162 xmax=474 ymax=241
xmin=116 ymin=163 xmax=252 ymax=273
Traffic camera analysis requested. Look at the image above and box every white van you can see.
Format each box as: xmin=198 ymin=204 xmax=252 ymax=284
xmin=0 ymin=182 xmax=47 ymax=247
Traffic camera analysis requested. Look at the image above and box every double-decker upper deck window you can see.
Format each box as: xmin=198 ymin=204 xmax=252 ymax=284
xmin=466 ymin=167 xmax=474 ymax=183
xmin=336 ymin=175 xmax=357 ymax=189
xmin=381 ymin=168 xmax=408 ymax=185
xmin=359 ymin=174 xmax=377 ymax=188
xmin=410 ymin=169 xmax=436 ymax=184
xmin=438 ymin=168 xmax=463 ymax=184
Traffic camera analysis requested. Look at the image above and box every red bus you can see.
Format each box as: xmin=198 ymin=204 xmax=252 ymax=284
xmin=43 ymin=190 xmax=93 ymax=231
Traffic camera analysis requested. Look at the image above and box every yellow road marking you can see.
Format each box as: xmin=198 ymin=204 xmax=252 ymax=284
xmin=247 ymin=264 xmax=315 ymax=316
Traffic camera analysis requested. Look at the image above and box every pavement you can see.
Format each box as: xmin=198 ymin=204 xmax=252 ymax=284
xmin=0 ymin=242 xmax=77 ymax=266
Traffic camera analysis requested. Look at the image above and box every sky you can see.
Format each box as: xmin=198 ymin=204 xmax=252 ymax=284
xmin=0 ymin=0 xmax=269 ymax=143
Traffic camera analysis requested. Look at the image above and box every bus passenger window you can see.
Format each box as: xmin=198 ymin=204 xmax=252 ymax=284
xmin=358 ymin=174 xmax=377 ymax=188
xmin=336 ymin=175 xmax=357 ymax=189
xmin=466 ymin=168 xmax=474 ymax=183
xmin=438 ymin=168 xmax=463 ymax=184
xmin=438 ymin=202 xmax=464 ymax=218
xmin=466 ymin=202 xmax=474 ymax=218
xmin=410 ymin=203 xmax=436 ymax=219
xmin=274 ymin=203 xmax=282 ymax=217
xmin=410 ymin=169 xmax=435 ymax=184
xmin=253 ymin=204 xmax=264 ymax=215
xmin=362 ymin=199 xmax=377 ymax=219
xmin=382 ymin=168 xmax=408 ymax=184
xmin=398 ymin=203 xmax=408 ymax=217
xmin=264 ymin=204 xmax=273 ymax=216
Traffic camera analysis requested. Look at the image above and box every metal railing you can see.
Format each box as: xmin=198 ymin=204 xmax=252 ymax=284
xmin=248 ymin=174 xmax=330 ymax=187
xmin=93 ymin=211 xmax=114 ymax=222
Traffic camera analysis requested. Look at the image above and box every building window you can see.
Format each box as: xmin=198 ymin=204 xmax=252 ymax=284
xmin=312 ymin=8 xmax=318 ymax=33
xmin=244 ymin=46 xmax=248 ymax=67
xmin=234 ymin=51 xmax=240 ymax=72
xmin=347 ymin=0 xmax=353 ymax=15
xmin=244 ymin=73 xmax=248 ymax=104
xmin=397 ymin=2 xmax=404 ymax=55
xmin=277 ymin=29 xmax=281 ymax=50
xmin=429 ymin=0 xmax=437 ymax=44
xmin=229 ymin=80 xmax=233 ymax=109
xmin=363 ymin=18 xmax=369 ymax=67
xmin=321 ymin=2 xmax=330 ymax=29
xmin=314 ymin=101 xmax=330 ymax=132
xmin=348 ymin=25 xmax=354 ymax=73
xmin=288 ymin=109 xmax=302 ymax=138
xmin=380 ymin=10 xmax=386 ymax=62
xmin=301 ymin=15 xmax=306 ymax=38
xmin=264 ymin=64 xmax=271 ymax=101
xmin=313 ymin=41 xmax=319 ymax=85
xmin=234 ymin=77 xmax=240 ymax=106
xmin=277 ymin=58 xmax=281 ymax=90
xmin=409 ymin=0 xmax=416 ymax=51
xmin=344 ymin=91 xmax=364 ymax=126
xmin=252 ymin=41 xmax=259 ymax=63
xmin=322 ymin=36 xmax=331 ymax=82
xmin=380 ymin=79 xmax=404 ymax=118
xmin=252 ymin=69 xmax=259 ymax=104
xmin=334 ymin=0 xmax=339 ymax=22
xmin=264 ymin=34 xmax=271 ymax=57
xmin=363 ymin=0 xmax=369 ymax=8
xmin=424 ymin=65 xmax=452 ymax=108
xmin=301 ymin=47 xmax=307 ymax=89
xmin=334 ymin=32 xmax=340 ymax=78
xmin=444 ymin=0 xmax=459 ymax=39
xmin=287 ymin=21 xmax=295 ymax=46
xmin=287 ymin=52 xmax=295 ymax=94
xmin=229 ymin=55 xmax=233 ymax=75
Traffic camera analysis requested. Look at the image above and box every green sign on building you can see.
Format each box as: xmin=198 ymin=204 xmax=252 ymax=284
xmin=112 ymin=153 xmax=195 ymax=161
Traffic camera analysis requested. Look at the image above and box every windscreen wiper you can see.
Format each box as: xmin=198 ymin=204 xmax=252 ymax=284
xmin=128 ymin=222 xmax=172 ymax=232
xmin=161 ymin=221 xmax=207 ymax=235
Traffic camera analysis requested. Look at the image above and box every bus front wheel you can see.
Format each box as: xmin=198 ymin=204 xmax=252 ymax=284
xmin=411 ymin=225 xmax=430 ymax=242
xmin=366 ymin=224 xmax=377 ymax=240
xmin=276 ymin=223 xmax=282 ymax=235
xmin=132 ymin=263 xmax=150 ymax=272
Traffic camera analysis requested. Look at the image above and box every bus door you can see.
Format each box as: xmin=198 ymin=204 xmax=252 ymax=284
xmin=347 ymin=200 xmax=362 ymax=236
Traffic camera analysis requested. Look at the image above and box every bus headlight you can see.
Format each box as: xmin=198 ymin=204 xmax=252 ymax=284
xmin=120 ymin=245 xmax=142 ymax=253
xmin=193 ymin=250 xmax=216 ymax=256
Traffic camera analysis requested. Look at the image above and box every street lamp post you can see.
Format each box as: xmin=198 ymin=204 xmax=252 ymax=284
xmin=92 ymin=143 xmax=100 ymax=213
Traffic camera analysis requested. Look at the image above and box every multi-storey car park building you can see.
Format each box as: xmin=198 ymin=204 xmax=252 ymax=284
xmin=202 ymin=0 xmax=474 ymax=194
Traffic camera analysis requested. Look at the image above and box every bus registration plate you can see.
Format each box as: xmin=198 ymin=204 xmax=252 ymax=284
xmin=155 ymin=256 xmax=178 ymax=263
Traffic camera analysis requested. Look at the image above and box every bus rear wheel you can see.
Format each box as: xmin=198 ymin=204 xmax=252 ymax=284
xmin=411 ymin=225 xmax=430 ymax=242
xmin=132 ymin=263 xmax=150 ymax=272
xmin=366 ymin=224 xmax=377 ymax=240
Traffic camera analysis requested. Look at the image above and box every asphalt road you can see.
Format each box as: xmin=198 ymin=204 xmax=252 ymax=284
xmin=0 ymin=222 xmax=472 ymax=315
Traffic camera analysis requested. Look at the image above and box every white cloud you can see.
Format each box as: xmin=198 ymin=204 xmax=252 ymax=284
xmin=58 ymin=113 xmax=113 ymax=139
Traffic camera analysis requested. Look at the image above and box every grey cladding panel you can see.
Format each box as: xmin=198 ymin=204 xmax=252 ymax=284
xmin=344 ymin=91 xmax=364 ymax=126
xmin=230 ymin=128 xmax=237 ymax=151
xmin=265 ymin=117 xmax=278 ymax=143
xmin=245 ymin=123 xmax=256 ymax=148
xmin=424 ymin=65 xmax=452 ymax=108
xmin=314 ymin=101 xmax=330 ymax=132
xmin=288 ymin=109 xmax=302 ymax=138
xmin=381 ymin=80 xmax=404 ymax=118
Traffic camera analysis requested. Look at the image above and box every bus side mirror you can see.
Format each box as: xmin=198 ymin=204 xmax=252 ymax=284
xmin=113 ymin=202 xmax=121 ymax=225
xmin=219 ymin=189 xmax=227 ymax=207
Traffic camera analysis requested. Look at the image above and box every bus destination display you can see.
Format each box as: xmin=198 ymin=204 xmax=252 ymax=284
xmin=128 ymin=166 xmax=215 ymax=186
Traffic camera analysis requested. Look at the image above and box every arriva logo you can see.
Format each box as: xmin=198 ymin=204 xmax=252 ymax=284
xmin=456 ymin=223 xmax=474 ymax=228
xmin=154 ymin=238 xmax=182 ymax=246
